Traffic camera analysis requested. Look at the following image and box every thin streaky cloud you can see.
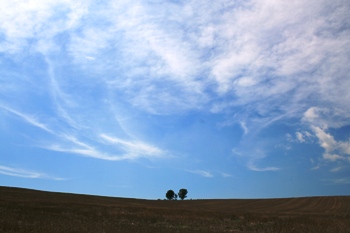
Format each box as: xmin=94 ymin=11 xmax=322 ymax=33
xmin=331 ymin=167 xmax=342 ymax=173
xmin=323 ymin=178 xmax=350 ymax=185
xmin=239 ymin=121 xmax=249 ymax=135
xmin=0 ymin=104 xmax=54 ymax=134
xmin=40 ymin=133 xmax=167 ymax=161
xmin=0 ymin=165 xmax=64 ymax=180
xmin=247 ymin=163 xmax=280 ymax=172
xmin=61 ymin=134 xmax=95 ymax=150
xmin=42 ymin=144 xmax=125 ymax=161
xmin=186 ymin=169 xmax=214 ymax=178
xmin=100 ymin=134 xmax=166 ymax=158
xmin=219 ymin=172 xmax=232 ymax=178
xmin=45 ymin=57 xmax=83 ymax=130
xmin=107 ymin=184 xmax=133 ymax=189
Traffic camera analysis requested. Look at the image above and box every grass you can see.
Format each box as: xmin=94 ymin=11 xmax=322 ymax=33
xmin=1 ymin=187 xmax=349 ymax=232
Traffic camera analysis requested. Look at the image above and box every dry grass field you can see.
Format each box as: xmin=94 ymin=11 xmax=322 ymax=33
xmin=1 ymin=186 xmax=349 ymax=232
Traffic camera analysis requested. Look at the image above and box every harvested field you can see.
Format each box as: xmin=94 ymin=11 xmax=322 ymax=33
xmin=1 ymin=186 xmax=349 ymax=232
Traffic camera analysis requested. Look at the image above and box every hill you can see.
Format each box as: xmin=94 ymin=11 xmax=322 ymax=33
xmin=1 ymin=186 xmax=349 ymax=232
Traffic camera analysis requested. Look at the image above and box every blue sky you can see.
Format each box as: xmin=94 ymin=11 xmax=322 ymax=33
xmin=1 ymin=0 xmax=350 ymax=199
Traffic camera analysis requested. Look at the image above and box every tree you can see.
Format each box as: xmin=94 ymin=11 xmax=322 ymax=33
xmin=178 ymin=188 xmax=188 ymax=200
xmin=166 ymin=190 xmax=175 ymax=200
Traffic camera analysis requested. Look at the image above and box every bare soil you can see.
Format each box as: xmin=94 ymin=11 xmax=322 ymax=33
xmin=1 ymin=186 xmax=349 ymax=232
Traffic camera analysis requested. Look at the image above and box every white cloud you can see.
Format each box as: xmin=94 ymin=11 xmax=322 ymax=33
xmin=186 ymin=169 xmax=213 ymax=178
xmin=301 ymin=107 xmax=350 ymax=163
xmin=333 ymin=178 xmax=350 ymax=184
xmin=311 ymin=126 xmax=350 ymax=162
xmin=0 ymin=0 xmax=88 ymax=53
xmin=340 ymin=141 xmax=350 ymax=155
xmin=0 ymin=165 xmax=63 ymax=180
xmin=303 ymin=107 xmax=322 ymax=122
xmin=294 ymin=131 xmax=312 ymax=143
xmin=286 ymin=133 xmax=293 ymax=142
xmin=323 ymin=153 xmax=343 ymax=161
xmin=100 ymin=134 xmax=167 ymax=159
xmin=39 ymin=132 xmax=169 ymax=161
xmin=0 ymin=102 xmax=168 ymax=162
xmin=0 ymin=104 xmax=54 ymax=134
xmin=44 ymin=144 xmax=125 ymax=161
xmin=239 ymin=121 xmax=249 ymax=135
xmin=302 ymin=107 xmax=331 ymax=129
xmin=208 ymin=0 xmax=343 ymax=89
xmin=324 ymin=178 xmax=350 ymax=185
xmin=303 ymin=107 xmax=350 ymax=130
xmin=309 ymin=158 xmax=319 ymax=170
xmin=220 ymin=172 xmax=232 ymax=178
xmin=1 ymin=0 xmax=350 ymax=173
xmin=232 ymin=148 xmax=243 ymax=156
xmin=296 ymin=132 xmax=305 ymax=143
xmin=233 ymin=146 xmax=280 ymax=172
xmin=2 ymin=0 xmax=349 ymax=119
xmin=330 ymin=167 xmax=342 ymax=172
xmin=45 ymin=58 xmax=85 ymax=130
xmin=313 ymin=127 xmax=337 ymax=152
xmin=234 ymin=77 xmax=258 ymax=87
xmin=247 ymin=163 xmax=280 ymax=172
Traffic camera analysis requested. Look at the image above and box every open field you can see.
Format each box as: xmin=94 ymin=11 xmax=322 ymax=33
xmin=1 ymin=186 xmax=349 ymax=232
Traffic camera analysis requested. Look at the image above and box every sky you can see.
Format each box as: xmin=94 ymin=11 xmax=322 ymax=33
xmin=1 ymin=0 xmax=350 ymax=199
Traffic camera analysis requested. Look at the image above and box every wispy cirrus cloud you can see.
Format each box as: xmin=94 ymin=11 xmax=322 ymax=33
xmin=186 ymin=169 xmax=232 ymax=178
xmin=43 ymin=144 xmax=124 ymax=161
xmin=247 ymin=164 xmax=280 ymax=172
xmin=2 ymin=0 xmax=349 ymax=108
xmin=37 ymin=130 xmax=169 ymax=161
xmin=323 ymin=178 xmax=350 ymax=185
xmin=186 ymin=169 xmax=213 ymax=178
xmin=0 ymin=0 xmax=349 ymax=176
xmin=100 ymin=134 xmax=167 ymax=160
xmin=330 ymin=167 xmax=343 ymax=173
xmin=0 ymin=165 xmax=64 ymax=180
xmin=218 ymin=172 xmax=232 ymax=178
xmin=0 ymin=102 xmax=167 ymax=162
xmin=2 ymin=0 xmax=349 ymax=120
xmin=0 ymin=104 xmax=54 ymax=134
xmin=233 ymin=147 xmax=280 ymax=172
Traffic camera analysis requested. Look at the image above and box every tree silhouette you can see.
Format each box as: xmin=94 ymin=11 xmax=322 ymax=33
xmin=166 ymin=190 xmax=175 ymax=200
xmin=178 ymin=188 xmax=188 ymax=200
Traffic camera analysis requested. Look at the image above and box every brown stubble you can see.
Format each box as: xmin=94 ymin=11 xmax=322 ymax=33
xmin=1 ymin=187 xmax=349 ymax=233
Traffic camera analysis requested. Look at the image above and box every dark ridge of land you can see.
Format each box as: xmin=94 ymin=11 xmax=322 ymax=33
xmin=1 ymin=186 xmax=350 ymax=233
